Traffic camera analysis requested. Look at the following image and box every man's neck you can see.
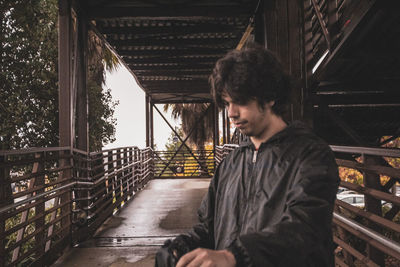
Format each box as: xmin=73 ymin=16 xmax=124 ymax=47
xmin=250 ymin=116 xmax=287 ymax=149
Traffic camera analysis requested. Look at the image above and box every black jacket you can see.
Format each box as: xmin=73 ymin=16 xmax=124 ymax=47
xmin=182 ymin=121 xmax=340 ymax=266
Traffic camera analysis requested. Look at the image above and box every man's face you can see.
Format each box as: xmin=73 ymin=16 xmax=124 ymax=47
xmin=222 ymin=93 xmax=274 ymax=139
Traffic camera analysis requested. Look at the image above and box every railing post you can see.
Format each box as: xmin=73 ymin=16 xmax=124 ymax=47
xmin=34 ymin=153 xmax=45 ymax=265
xmin=134 ymin=148 xmax=139 ymax=192
xmin=107 ymin=150 xmax=115 ymax=211
xmin=123 ymin=148 xmax=129 ymax=199
xmin=0 ymin=154 xmax=12 ymax=267
xmin=116 ymin=149 xmax=122 ymax=209
xmin=362 ymin=154 xmax=385 ymax=266
xmin=128 ymin=147 xmax=134 ymax=196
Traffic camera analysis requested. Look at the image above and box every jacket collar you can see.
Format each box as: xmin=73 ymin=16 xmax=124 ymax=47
xmin=238 ymin=120 xmax=310 ymax=150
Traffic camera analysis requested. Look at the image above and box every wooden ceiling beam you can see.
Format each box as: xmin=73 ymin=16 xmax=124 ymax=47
xmin=146 ymin=87 xmax=210 ymax=93
xmin=108 ymin=37 xmax=237 ymax=47
xmin=142 ymin=80 xmax=209 ymax=86
xmin=117 ymin=48 xmax=227 ymax=56
xmin=135 ymin=70 xmax=211 ymax=75
xmin=129 ymin=64 xmax=214 ymax=71
xmin=88 ymin=6 xmax=254 ymax=19
xmin=124 ymin=56 xmax=221 ymax=64
xmin=153 ymin=99 xmax=212 ymax=104
xmin=98 ymin=24 xmax=242 ymax=35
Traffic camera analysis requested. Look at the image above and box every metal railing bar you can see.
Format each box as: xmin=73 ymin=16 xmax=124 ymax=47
xmin=4 ymin=198 xmax=71 ymax=237
xmin=331 ymin=145 xmax=400 ymax=158
xmin=89 ymin=146 xmax=139 ymax=156
xmin=333 ymin=236 xmax=379 ymax=267
xmin=0 ymin=182 xmax=75 ymax=215
xmin=0 ymin=154 xmax=71 ymax=168
xmin=0 ymin=146 xmax=71 ymax=156
xmin=336 ymin=159 xmax=400 ymax=178
xmin=5 ymin=211 xmax=71 ymax=253
xmin=333 ymin=213 xmax=400 ymax=256
xmin=335 ymin=199 xmax=400 ymax=233
xmin=12 ymin=176 xmax=73 ymax=199
xmin=340 ymin=180 xmax=400 ymax=206
xmin=5 ymin=192 xmax=72 ymax=219
xmin=11 ymin=166 xmax=72 ymax=183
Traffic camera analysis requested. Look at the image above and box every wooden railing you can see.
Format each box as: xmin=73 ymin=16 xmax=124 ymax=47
xmin=0 ymin=146 xmax=153 ymax=267
xmin=332 ymin=145 xmax=400 ymax=266
xmin=153 ymin=150 xmax=214 ymax=178
xmin=216 ymin=143 xmax=400 ymax=266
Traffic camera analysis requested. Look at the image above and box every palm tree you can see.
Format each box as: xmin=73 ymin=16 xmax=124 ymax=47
xmin=164 ymin=103 xmax=214 ymax=176
xmin=86 ymin=29 xmax=120 ymax=151
xmin=87 ymin=30 xmax=120 ymax=84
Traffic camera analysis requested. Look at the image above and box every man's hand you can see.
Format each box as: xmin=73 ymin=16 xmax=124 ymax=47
xmin=176 ymin=248 xmax=236 ymax=267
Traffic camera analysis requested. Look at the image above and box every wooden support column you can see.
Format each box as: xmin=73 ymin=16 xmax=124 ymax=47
xmin=58 ymin=0 xmax=73 ymax=240
xmin=222 ymin=109 xmax=226 ymax=144
xmin=59 ymin=0 xmax=72 ymax=149
xmin=150 ymin=101 xmax=154 ymax=149
xmin=145 ymin=94 xmax=150 ymax=147
xmin=226 ymin=111 xmax=231 ymax=143
xmin=214 ymin=104 xmax=219 ymax=147
xmin=254 ymin=0 xmax=265 ymax=46
xmin=263 ymin=0 xmax=304 ymax=122
xmin=76 ymin=9 xmax=89 ymax=152
xmin=0 ymin=154 xmax=12 ymax=267
xmin=301 ymin=0 xmax=314 ymax=126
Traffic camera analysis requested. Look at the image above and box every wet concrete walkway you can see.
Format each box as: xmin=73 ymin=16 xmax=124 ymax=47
xmin=52 ymin=178 xmax=210 ymax=267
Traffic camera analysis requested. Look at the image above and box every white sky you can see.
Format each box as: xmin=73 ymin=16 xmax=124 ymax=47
xmin=103 ymin=64 xmax=180 ymax=150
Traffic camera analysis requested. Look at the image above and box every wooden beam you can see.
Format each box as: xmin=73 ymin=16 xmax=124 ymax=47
xmin=59 ymin=0 xmax=72 ymax=149
xmin=362 ymin=155 xmax=385 ymax=266
xmin=214 ymin=104 xmax=220 ymax=147
xmin=135 ymin=70 xmax=211 ymax=76
xmin=310 ymin=0 xmax=330 ymax=49
xmin=313 ymin=0 xmax=378 ymax=81
xmin=124 ymin=56 xmax=221 ymax=64
xmin=222 ymin=109 xmax=226 ymax=144
xmin=150 ymin=100 xmax=154 ymax=149
xmin=147 ymin=87 xmax=210 ymax=95
xmin=76 ymin=9 xmax=89 ymax=152
xmin=145 ymin=94 xmax=150 ymax=147
xmin=117 ymin=48 xmax=227 ymax=57
xmin=108 ymin=37 xmax=238 ymax=47
xmin=57 ymin=0 xmax=72 ymax=246
xmin=153 ymin=99 xmax=211 ymax=104
xmin=98 ymin=24 xmax=241 ymax=35
xmin=88 ymin=6 xmax=254 ymax=19
xmin=128 ymin=63 xmax=214 ymax=71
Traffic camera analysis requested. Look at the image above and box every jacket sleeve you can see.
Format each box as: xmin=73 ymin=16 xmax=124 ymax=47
xmin=228 ymin=143 xmax=340 ymax=267
xmin=177 ymin=162 xmax=222 ymax=250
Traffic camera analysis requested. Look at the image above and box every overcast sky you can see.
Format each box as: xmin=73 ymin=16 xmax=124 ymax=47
xmin=103 ymin=65 xmax=180 ymax=150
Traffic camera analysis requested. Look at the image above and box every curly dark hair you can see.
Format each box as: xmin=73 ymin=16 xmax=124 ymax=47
xmin=209 ymin=45 xmax=292 ymax=116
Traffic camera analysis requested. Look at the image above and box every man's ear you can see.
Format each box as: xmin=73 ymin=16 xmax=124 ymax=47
xmin=266 ymin=101 xmax=275 ymax=108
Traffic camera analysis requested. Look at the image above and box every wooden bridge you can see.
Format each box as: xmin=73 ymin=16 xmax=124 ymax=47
xmin=1 ymin=0 xmax=400 ymax=266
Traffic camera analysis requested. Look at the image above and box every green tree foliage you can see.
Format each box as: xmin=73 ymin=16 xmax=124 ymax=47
xmin=164 ymin=126 xmax=188 ymax=152
xmin=88 ymin=81 xmax=118 ymax=151
xmin=0 ymin=0 xmax=59 ymax=149
xmin=163 ymin=103 xmax=214 ymax=175
xmin=0 ymin=0 xmax=119 ymax=151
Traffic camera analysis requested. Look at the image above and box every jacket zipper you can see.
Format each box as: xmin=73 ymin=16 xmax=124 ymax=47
xmin=240 ymin=149 xmax=258 ymax=232
xmin=252 ymin=150 xmax=258 ymax=163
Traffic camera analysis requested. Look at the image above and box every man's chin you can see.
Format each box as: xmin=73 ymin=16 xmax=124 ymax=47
xmin=238 ymin=128 xmax=251 ymax=136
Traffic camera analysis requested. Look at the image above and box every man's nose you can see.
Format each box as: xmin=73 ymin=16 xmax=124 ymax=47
xmin=227 ymin=104 xmax=239 ymax=118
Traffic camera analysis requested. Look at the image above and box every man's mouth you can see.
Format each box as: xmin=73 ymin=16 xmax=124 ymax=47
xmin=233 ymin=121 xmax=247 ymax=128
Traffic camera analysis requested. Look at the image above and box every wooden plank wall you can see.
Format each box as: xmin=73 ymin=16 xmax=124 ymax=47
xmin=258 ymin=0 xmax=307 ymax=123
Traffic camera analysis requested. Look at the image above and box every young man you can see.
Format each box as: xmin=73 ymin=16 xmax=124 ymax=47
xmin=155 ymin=46 xmax=340 ymax=267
